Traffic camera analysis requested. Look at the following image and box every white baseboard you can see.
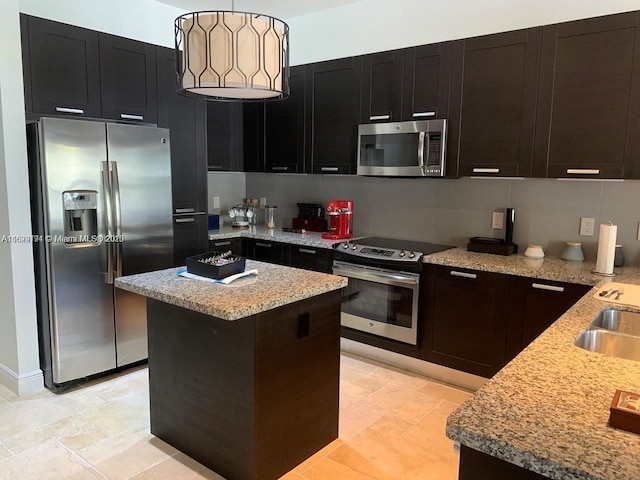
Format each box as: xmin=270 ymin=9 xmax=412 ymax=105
xmin=340 ymin=338 xmax=487 ymax=392
xmin=0 ymin=363 xmax=44 ymax=395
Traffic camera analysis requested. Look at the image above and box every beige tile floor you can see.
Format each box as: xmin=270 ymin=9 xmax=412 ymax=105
xmin=0 ymin=353 xmax=471 ymax=480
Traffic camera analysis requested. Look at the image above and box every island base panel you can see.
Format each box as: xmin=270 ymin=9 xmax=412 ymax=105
xmin=147 ymin=291 xmax=341 ymax=480
xmin=459 ymin=446 xmax=549 ymax=479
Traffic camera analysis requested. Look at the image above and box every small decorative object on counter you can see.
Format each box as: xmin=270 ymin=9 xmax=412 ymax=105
xmin=265 ymin=206 xmax=277 ymax=229
xmin=524 ymin=244 xmax=544 ymax=259
xmin=561 ymin=242 xmax=584 ymax=262
xmin=614 ymin=245 xmax=625 ymax=267
xmin=610 ymin=389 xmax=640 ymax=434
xmin=186 ymin=250 xmax=246 ymax=279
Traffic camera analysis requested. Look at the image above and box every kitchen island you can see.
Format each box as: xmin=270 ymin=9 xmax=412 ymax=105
xmin=115 ymin=260 xmax=347 ymax=480
xmin=441 ymin=258 xmax=640 ymax=479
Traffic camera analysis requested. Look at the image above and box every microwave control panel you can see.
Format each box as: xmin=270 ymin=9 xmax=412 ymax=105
xmin=424 ymin=133 xmax=444 ymax=176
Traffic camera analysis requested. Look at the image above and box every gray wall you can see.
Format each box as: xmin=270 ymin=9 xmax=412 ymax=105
xmin=208 ymin=172 xmax=640 ymax=266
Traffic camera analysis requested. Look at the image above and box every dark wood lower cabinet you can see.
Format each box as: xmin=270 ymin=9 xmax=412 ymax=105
xmin=146 ymin=291 xmax=341 ymax=480
xmin=208 ymin=238 xmax=244 ymax=257
xmin=288 ymin=245 xmax=333 ymax=273
xmin=172 ymin=214 xmax=208 ymax=266
xmin=506 ymin=277 xmax=591 ymax=362
xmin=421 ymin=265 xmax=510 ymax=378
xmin=459 ymin=446 xmax=548 ymax=480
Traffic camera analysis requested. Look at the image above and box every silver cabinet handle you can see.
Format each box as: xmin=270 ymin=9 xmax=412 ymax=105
xmin=369 ymin=114 xmax=391 ymax=121
xmin=271 ymin=166 xmax=289 ymax=171
xmin=473 ymin=168 xmax=500 ymax=174
xmin=120 ymin=113 xmax=144 ymax=121
xmin=321 ymin=167 xmax=339 ymax=172
xmin=412 ymin=112 xmax=436 ymax=118
xmin=450 ymin=271 xmax=477 ymax=279
xmin=532 ymin=283 xmax=565 ymax=293
xmin=175 ymin=208 xmax=195 ymax=214
xmin=566 ymin=169 xmax=599 ymax=175
xmin=56 ymin=107 xmax=84 ymax=114
xmin=209 ymin=165 xmax=224 ymax=170
xmin=214 ymin=241 xmax=232 ymax=247
xmin=175 ymin=217 xmax=195 ymax=223
xmin=298 ymin=248 xmax=317 ymax=255
xmin=255 ymin=242 xmax=272 ymax=248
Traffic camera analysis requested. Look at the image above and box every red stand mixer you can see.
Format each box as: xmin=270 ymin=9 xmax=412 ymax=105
xmin=321 ymin=200 xmax=354 ymax=239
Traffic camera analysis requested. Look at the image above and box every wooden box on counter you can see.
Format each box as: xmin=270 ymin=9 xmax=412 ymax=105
xmin=610 ymin=389 xmax=640 ymax=434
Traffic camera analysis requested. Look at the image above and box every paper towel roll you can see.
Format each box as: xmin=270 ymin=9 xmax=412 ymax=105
xmin=595 ymin=223 xmax=617 ymax=274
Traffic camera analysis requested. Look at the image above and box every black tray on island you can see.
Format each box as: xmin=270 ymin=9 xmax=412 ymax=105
xmin=186 ymin=251 xmax=246 ymax=280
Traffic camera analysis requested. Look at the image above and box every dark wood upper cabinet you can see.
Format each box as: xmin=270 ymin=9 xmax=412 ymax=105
xmin=206 ymin=102 xmax=243 ymax=171
xmin=99 ymin=33 xmax=157 ymax=123
xmin=156 ymin=46 xmax=206 ymax=213
xmin=360 ymin=50 xmax=404 ymax=123
xmin=264 ymin=65 xmax=307 ymax=173
xmin=401 ymin=42 xmax=452 ymax=122
xmin=242 ymin=103 xmax=265 ymax=173
xmin=306 ymin=57 xmax=362 ymax=174
xmin=533 ymin=12 xmax=640 ymax=179
xmin=19 ymin=14 xmax=33 ymax=113
xmin=449 ymin=28 xmax=542 ymax=177
xmin=26 ymin=15 xmax=102 ymax=118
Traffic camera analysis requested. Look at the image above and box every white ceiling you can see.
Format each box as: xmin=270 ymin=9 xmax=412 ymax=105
xmin=154 ymin=0 xmax=364 ymax=19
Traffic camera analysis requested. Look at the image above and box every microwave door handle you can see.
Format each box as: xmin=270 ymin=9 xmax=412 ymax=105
xmin=418 ymin=131 xmax=426 ymax=172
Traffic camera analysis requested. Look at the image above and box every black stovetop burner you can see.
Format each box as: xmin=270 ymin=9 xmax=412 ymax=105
xmin=354 ymin=237 xmax=455 ymax=256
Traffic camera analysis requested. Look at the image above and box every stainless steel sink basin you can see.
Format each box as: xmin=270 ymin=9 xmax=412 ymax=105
xmin=591 ymin=309 xmax=640 ymax=336
xmin=574 ymin=329 xmax=640 ymax=362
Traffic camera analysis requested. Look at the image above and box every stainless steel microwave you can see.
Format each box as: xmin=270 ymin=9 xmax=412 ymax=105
xmin=357 ymin=119 xmax=446 ymax=177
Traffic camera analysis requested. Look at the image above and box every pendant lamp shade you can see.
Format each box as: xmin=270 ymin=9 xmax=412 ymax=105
xmin=175 ymin=11 xmax=290 ymax=101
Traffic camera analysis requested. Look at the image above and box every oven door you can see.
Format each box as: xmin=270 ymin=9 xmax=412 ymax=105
xmin=333 ymin=261 xmax=419 ymax=345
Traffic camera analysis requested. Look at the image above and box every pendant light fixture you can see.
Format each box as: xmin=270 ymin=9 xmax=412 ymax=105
xmin=174 ymin=1 xmax=290 ymax=101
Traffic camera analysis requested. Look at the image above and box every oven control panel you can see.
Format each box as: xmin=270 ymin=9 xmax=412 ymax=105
xmin=339 ymin=242 xmax=420 ymax=262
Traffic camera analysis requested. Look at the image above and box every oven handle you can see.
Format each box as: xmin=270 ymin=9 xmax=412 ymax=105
xmin=332 ymin=263 xmax=419 ymax=287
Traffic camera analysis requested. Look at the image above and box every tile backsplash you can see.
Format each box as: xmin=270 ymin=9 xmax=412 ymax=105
xmin=208 ymin=172 xmax=640 ymax=266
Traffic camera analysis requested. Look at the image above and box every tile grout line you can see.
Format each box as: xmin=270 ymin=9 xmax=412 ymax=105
xmin=56 ymin=439 xmax=110 ymax=480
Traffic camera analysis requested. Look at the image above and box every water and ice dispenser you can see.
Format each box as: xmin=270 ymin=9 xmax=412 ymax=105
xmin=62 ymin=190 xmax=98 ymax=246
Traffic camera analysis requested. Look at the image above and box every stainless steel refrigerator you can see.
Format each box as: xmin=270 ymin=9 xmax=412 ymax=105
xmin=28 ymin=117 xmax=173 ymax=389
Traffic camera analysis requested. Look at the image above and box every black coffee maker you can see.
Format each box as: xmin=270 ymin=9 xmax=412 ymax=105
xmin=292 ymin=203 xmax=327 ymax=232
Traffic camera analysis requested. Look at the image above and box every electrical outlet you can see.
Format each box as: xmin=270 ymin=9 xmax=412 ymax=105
xmin=492 ymin=211 xmax=504 ymax=229
xmin=260 ymin=197 xmax=267 ymax=208
xmin=212 ymin=196 xmax=220 ymax=209
xmin=580 ymin=217 xmax=595 ymax=236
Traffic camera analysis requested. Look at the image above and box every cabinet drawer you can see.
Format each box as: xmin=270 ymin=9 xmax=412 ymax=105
xmin=435 ymin=265 xmax=501 ymax=287
xmin=288 ymin=246 xmax=333 ymax=273
xmin=209 ymin=238 xmax=243 ymax=257
xmin=251 ymin=240 xmax=285 ymax=265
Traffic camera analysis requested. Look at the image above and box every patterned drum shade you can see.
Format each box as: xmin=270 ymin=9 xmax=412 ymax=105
xmin=175 ymin=11 xmax=290 ymax=100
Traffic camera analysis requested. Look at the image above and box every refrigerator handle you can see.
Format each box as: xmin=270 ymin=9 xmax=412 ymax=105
xmin=111 ymin=161 xmax=123 ymax=278
xmin=101 ymin=161 xmax=114 ymax=285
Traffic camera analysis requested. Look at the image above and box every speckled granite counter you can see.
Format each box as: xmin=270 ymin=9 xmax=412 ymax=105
xmin=445 ymin=255 xmax=640 ymax=479
xmin=208 ymin=225 xmax=367 ymax=249
xmin=115 ymin=259 xmax=347 ymax=321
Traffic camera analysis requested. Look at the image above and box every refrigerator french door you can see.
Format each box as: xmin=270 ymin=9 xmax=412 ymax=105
xmin=29 ymin=117 xmax=173 ymax=388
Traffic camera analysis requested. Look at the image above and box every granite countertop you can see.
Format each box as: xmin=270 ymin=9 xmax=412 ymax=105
xmin=114 ymin=260 xmax=347 ymax=321
xmin=444 ymin=252 xmax=640 ymax=479
xmin=208 ymin=225 xmax=368 ymax=249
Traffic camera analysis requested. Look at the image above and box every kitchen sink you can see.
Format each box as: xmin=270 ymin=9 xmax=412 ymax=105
xmin=575 ymin=309 xmax=640 ymax=362
xmin=574 ymin=329 xmax=640 ymax=362
xmin=591 ymin=309 xmax=640 ymax=336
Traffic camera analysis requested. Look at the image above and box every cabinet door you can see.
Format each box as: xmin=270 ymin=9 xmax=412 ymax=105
xmin=288 ymin=245 xmax=333 ymax=273
xmin=20 ymin=14 xmax=33 ymax=113
xmin=506 ymin=278 xmax=590 ymax=362
xmin=99 ymin=33 xmax=157 ymax=123
xmin=207 ymin=103 xmax=243 ymax=171
xmin=242 ymin=103 xmax=265 ymax=172
xmin=450 ymin=29 xmax=542 ymax=177
xmin=251 ymin=239 xmax=285 ymax=264
xmin=209 ymin=238 xmax=244 ymax=257
xmin=264 ymin=66 xmax=307 ymax=173
xmin=306 ymin=57 xmax=362 ymax=174
xmin=421 ymin=265 xmax=510 ymax=378
xmin=533 ymin=12 xmax=640 ymax=179
xmin=173 ymin=214 xmax=208 ymax=266
xmin=27 ymin=15 xmax=101 ymax=118
xmin=360 ymin=50 xmax=404 ymax=123
xmin=401 ymin=42 xmax=452 ymax=122
xmin=156 ymin=47 xmax=207 ymax=214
